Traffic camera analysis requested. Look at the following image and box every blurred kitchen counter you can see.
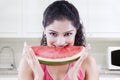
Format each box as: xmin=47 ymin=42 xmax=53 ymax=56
xmin=99 ymin=68 xmax=120 ymax=78
xmin=0 ymin=68 xmax=17 ymax=75
xmin=0 ymin=73 xmax=17 ymax=80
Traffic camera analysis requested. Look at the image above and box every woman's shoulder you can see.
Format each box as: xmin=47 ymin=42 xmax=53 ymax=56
xmin=82 ymin=55 xmax=97 ymax=69
xmin=85 ymin=55 xmax=96 ymax=65
xmin=81 ymin=55 xmax=99 ymax=78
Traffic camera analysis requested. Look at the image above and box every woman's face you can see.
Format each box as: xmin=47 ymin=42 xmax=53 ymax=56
xmin=44 ymin=19 xmax=77 ymax=47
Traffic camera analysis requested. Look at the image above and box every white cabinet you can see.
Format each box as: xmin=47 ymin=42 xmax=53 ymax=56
xmin=0 ymin=0 xmax=45 ymax=38
xmin=0 ymin=0 xmax=44 ymax=38
xmin=69 ymin=0 xmax=88 ymax=30
xmin=23 ymin=0 xmax=64 ymax=38
xmin=86 ymin=0 xmax=120 ymax=38
xmin=22 ymin=0 xmax=45 ymax=38
xmin=0 ymin=0 xmax=22 ymax=38
xmin=0 ymin=0 xmax=120 ymax=38
xmin=0 ymin=0 xmax=56 ymax=38
xmin=0 ymin=0 xmax=88 ymax=38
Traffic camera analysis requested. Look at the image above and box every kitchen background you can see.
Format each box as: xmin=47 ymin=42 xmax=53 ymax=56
xmin=0 ymin=0 xmax=120 ymax=80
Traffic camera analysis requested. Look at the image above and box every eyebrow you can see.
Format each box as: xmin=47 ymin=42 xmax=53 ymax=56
xmin=48 ymin=30 xmax=74 ymax=33
xmin=48 ymin=30 xmax=58 ymax=33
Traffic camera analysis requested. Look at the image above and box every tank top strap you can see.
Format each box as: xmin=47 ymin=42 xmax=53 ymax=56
xmin=40 ymin=64 xmax=46 ymax=71
xmin=40 ymin=64 xmax=53 ymax=80
xmin=68 ymin=61 xmax=85 ymax=80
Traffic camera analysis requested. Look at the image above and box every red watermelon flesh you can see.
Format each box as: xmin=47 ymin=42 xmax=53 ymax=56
xmin=31 ymin=46 xmax=84 ymax=65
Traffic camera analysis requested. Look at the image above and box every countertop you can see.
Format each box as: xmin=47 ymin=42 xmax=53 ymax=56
xmin=0 ymin=68 xmax=17 ymax=75
xmin=99 ymin=68 xmax=120 ymax=78
xmin=0 ymin=69 xmax=18 ymax=80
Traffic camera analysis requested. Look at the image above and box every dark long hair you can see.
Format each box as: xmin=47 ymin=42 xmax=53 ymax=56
xmin=41 ymin=0 xmax=86 ymax=46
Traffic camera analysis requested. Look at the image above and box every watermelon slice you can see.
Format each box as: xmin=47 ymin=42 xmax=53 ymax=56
xmin=31 ymin=46 xmax=84 ymax=65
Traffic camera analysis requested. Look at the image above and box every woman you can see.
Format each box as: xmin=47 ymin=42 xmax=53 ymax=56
xmin=18 ymin=1 xmax=99 ymax=80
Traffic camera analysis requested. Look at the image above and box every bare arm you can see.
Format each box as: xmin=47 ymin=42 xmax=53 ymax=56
xmin=18 ymin=57 xmax=33 ymax=80
xmin=18 ymin=42 xmax=44 ymax=80
xmin=83 ymin=56 xmax=99 ymax=80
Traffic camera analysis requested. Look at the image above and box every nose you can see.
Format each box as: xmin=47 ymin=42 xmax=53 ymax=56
xmin=55 ymin=36 xmax=66 ymax=47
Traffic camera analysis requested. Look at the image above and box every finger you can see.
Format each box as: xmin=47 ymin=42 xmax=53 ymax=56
xmin=70 ymin=44 xmax=91 ymax=74
xmin=23 ymin=42 xmax=36 ymax=62
xmin=27 ymin=47 xmax=35 ymax=61
xmin=25 ymin=47 xmax=43 ymax=73
xmin=28 ymin=48 xmax=43 ymax=70
xmin=25 ymin=48 xmax=35 ymax=68
xmin=68 ymin=47 xmax=86 ymax=79
xmin=28 ymin=47 xmax=38 ymax=64
xmin=22 ymin=42 xmax=28 ymax=56
xmin=73 ymin=47 xmax=86 ymax=71
xmin=24 ymin=46 xmax=33 ymax=62
xmin=25 ymin=47 xmax=39 ymax=67
xmin=29 ymin=48 xmax=41 ymax=66
xmin=85 ymin=43 xmax=91 ymax=53
xmin=29 ymin=47 xmax=35 ymax=59
xmin=22 ymin=44 xmax=44 ymax=77
xmin=24 ymin=41 xmax=27 ymax=47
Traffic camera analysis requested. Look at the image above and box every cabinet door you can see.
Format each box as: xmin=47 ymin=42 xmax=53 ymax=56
xmin=22 ymin=0 xmax=56 ymax=38
xmin=0 ymin=0 xmax=22 ymax=38
xmin=69 ymin=0 xmax=88 ymax=34
xmin=86 ymin=0 xmax=120 ymax=38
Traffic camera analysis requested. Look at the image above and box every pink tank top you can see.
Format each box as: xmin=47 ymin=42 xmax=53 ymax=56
xmin=41 ymin=62 xmax=84 ymax=80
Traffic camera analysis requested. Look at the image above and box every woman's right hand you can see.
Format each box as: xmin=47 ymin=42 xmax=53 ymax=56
xmin=23 ymin=42 xmax=44 ymax=80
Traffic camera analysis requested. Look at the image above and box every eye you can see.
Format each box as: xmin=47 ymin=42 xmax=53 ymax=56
xmin=64 ymin=32 xmax=72 ymax=37
xmin=49 ymin=32 xmax=57 ymax=37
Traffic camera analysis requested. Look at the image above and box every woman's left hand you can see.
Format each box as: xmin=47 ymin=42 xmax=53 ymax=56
xmin=68 ymin=44 xmax=91 ymax=80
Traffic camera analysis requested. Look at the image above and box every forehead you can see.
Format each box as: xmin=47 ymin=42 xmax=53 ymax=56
xmin=45 ymin=19 xmax=76 ymax=32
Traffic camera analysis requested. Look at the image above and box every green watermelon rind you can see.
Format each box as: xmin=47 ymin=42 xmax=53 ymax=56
xmin=37 ymin=47 xmax=85 ymax=65
xmin=38 ymin=57 xmax=79 ymax=65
